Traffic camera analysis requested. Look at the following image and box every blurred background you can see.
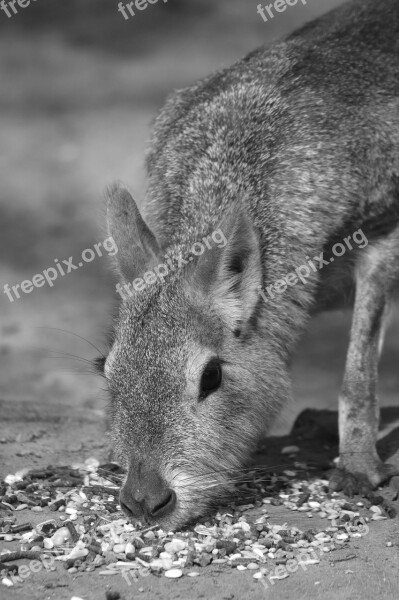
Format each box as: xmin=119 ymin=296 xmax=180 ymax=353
xmin=0 ymin=0 xmax=398 ymax=473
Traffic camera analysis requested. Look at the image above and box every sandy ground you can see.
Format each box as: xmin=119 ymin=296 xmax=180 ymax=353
xmin=1 ymin=1 xmax=399 ymax=598
xmin=2 ymin=409 xmax=399 ymax=600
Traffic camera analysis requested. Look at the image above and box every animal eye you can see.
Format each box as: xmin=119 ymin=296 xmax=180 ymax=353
xmin=200 ymin=360 xmax=222 ymax=399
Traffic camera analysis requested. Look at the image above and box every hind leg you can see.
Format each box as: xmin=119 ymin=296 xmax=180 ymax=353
xmin=330 ymin=230 xmax=399 ymax=495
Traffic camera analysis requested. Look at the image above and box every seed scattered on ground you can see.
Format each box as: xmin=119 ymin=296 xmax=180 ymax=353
xmin=164 ymin=568 xmax=183 ymax=578
xmin=0 ymin=457 xmax=393 ymax=585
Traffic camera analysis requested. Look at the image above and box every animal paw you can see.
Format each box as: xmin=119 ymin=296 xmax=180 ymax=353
xmin=329 ymin=469 xmax=373 ymax=496
xmin=329 ymin=462 xmax=399 ymax=497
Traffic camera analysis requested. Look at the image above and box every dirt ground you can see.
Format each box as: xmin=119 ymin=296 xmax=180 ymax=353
xmin=2 ymin=409 xmax=399 ymax=600
xmin=1 ymin=1 xmax=399 ymax=598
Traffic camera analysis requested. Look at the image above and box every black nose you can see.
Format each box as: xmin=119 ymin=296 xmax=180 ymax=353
xmin=120 ymin=468 xmax=177 ymax=521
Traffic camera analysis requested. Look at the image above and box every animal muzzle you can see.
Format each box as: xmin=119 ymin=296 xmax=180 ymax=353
xmin=120 ymin=464 xmax=177 ymax=522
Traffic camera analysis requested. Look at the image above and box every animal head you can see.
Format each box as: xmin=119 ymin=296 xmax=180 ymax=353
xmin=103 ymin=183 xmax=289 ymax=530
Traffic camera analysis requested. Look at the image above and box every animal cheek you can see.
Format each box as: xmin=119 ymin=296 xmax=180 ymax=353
xmin=104 ymin=344 xmax=119 ymax=378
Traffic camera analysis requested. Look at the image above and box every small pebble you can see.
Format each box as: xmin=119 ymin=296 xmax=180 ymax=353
xmin=164 ymin=539 xmax=186 ymax=553
xmin=65 ymin=507 xmax=77 ymax=515
xmin=125 ymin=543 xmax=135 ymax=559
xmin=270 ymin=572 xmax=289 ymax=580
xmin=212 ymin=559 xmax=227 ymax=564
xmin=161 ymin=558 xmax=173 ymax=570
xmin=65 ymin=547 xmax=89 ymax=561
xmin=281 ymin=446 xmax=299 ymax=454
xmin=105 ymin=593 xmax=122 ymax=600
xmin=51 ymin=527 xmax=72 ymax=547
xmin=164 ymin=569 xmax=183 ymax=579
xmin=370 ymin=506 xmax=381 ymax=514
xmin=300 ymin=559 xmax=320 ymax=565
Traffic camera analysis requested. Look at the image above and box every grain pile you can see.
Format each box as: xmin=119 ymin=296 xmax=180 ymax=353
xmin=0 ymin=457 xmax=394 ymax=588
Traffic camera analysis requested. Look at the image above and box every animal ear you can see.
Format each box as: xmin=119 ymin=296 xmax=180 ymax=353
xmin=106 ymin=183 xmax=160 ymax=281
xmin=192 ymin=210 xmax=263 ymax=334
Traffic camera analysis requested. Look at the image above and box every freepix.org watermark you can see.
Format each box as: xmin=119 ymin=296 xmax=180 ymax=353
xmin=0 ymin=0 xmax=37 ymax=19
xmin=258 ymin=516 xmax=369 ymax=591
xmin=3 ymin=237 xmax=118 ymax=302
xmin=116 ymin=228 xmax=227 ymax=300
xmin=118 ymin=0 xmax=168 ymax=21
xmin=257 ymin=0 xmax=308 ymax=23
xmin=258 ymin=228 xmax=368 ymax=304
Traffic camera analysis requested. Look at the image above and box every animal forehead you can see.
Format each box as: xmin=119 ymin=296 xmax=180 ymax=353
xmin=106 ymin=303 xmax=223 ymax=389
xmin=117 ymin=283 xmax=223 ymax=347
xmin=106 ymin=338 xmax=187 ymax=406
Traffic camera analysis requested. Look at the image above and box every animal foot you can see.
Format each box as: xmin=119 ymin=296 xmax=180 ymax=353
xmin=329 ymin=462 xmax=398 ymax=497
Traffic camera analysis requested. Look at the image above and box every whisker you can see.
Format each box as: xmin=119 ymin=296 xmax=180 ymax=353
xmin=46 ymin=354 xmax=96 ymax=366
xmin=34 ymin=326 xmax=106 ymax=358
xmin=176 ymin=463 xmax=310 ymax=486
xmin=97 ymin=468 xmax=125 ymax=485
xmin=185 ymin=477 xmax=275 ymax=491
xmin=27 ymin=345 xmax=96 ymax=366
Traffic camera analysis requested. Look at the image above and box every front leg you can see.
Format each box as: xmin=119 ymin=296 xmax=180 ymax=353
xmin=330 ymin=236 xmax=399 ymax=495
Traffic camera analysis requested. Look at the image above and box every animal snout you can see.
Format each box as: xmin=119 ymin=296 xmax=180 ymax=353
xmin=120 ymin=467 xmax=176 ymax=521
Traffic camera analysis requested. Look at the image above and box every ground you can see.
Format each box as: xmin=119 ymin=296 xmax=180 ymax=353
xmin=0 ymin=0 xmax=398 ymax=598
